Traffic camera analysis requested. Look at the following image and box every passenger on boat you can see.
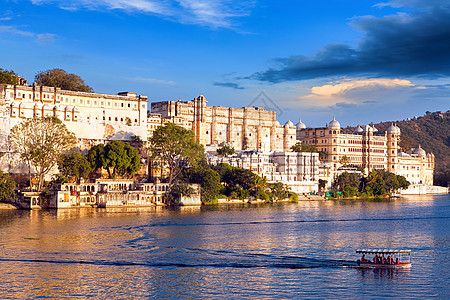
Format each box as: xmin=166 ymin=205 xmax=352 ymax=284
xmin=395 ymin=258 xmax=399 ymax=264
xmin=361 ymin=255 xmax=366 ymax=262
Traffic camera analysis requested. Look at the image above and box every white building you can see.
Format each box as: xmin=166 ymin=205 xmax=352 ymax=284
xmin=208 ymin=151 xmax=320 ymax=194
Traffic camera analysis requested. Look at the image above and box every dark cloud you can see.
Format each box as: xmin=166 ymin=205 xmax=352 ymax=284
xmin=253 ymin=2 xmax=450 ymax=82
xmin=363 ymin=100 xmax=378 ymax=104
xmin=212 ymin=81 xmax=245 ymax=89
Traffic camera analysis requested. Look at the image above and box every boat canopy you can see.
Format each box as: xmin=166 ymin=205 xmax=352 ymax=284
xmin=356 ymin=249 xmax=411 ymax=254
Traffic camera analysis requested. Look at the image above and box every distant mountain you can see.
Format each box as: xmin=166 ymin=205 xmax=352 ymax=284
xmin=343 ymin=110 xmax=450 ymax=185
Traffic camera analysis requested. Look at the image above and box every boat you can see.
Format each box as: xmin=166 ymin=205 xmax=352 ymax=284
xmin=356 ymin=249 xmax=411 ymax=269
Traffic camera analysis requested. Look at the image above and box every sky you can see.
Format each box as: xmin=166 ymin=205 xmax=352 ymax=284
xmin=1 ymin=0 xmax=449 ymax=127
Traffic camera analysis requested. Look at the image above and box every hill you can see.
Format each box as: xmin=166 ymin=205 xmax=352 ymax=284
xmin=343 ymin=110 xmax=450 ymax=186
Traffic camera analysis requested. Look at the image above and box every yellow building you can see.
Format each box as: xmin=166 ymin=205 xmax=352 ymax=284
xmin=151 ymin=95 xmax=297 ymax=151
xmin=296 ymin=117 xmax=434 ymax=185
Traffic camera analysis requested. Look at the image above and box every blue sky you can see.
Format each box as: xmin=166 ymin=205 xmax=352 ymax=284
xmin=1 ymin=0 xmax=449 ymax=127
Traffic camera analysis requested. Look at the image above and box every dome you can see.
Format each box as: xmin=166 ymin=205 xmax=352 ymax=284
xmin=296 ymin=118 xmax=306 ymax=130
xmin=274 ymin=120 xmax=280 ymax=126
xmin=363 ymin=124 xmax=373 ymax=132
xmin=328 ymin=116 xmax=340 ymax=129
xmin=285 ymin=120 xmax=294 ymax=127
xmin=413 ymin=145 xmax=426 ymax=156
xmin=354 ymin=125 xmax=363 ymax=133
xmin=371 ymin=124 xmax=378 ymax=132
xmin=387 ymin=123 xmax=401 ymax=134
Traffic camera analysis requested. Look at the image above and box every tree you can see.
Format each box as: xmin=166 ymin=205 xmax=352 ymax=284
xmin=165 ymin=182 xmax=194 ymax=206
xmin=333 ymin=172 xmax=360 ymax=197
xmin=87 ymin=141 xmax=140 ymax=178
xmin=318 ymin=179 xmax=327 ymax=191
xmin=291 ymin=142 xmax=318 ymax=152
xmin=0 ymin=68 xmax=19 ymax=85
xmin=10 ymin=117 xmax=77 ymax=191
xmin=34 ymin=68 xmax=93 ymax=92
xmin=58 ymin=152 xmax=92 ymax=183
xmin=148 ymin=123 xmax=205 ymax=184
xmin=185 ymin=167 xmax=222 ymax=204
xmin=0 ymin=171 xmax=15 ymax=202
xmin=217 ymin=145 xmax=235 ymax=156
xmin=339 ymin=155 xmax=350 ymax=166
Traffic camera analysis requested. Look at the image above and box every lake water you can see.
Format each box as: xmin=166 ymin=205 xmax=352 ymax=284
xmin=0 ymin=194 xmax=448 ymax=299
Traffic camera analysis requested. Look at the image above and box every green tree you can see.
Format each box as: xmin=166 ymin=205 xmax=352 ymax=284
xmin=318 ymin=179 xmax=327 ymax=191
xmin=0 ymin=68 xmax=19 ymax=84
xmin=87 ymin=142 xmax=141 ymax=178
xmin=339 ymin=155 xmax=350 ymax=166
xmin=58 ymin=152 xmax=92 ymax=183
xmin=217 ymin=145 xmax=235 ymax=156
xmin=148 ymin=123 xmax=205 ymax=184
xmin=185 ymin=167 xmax=222 ymax=204
xmin=333 ymin=172 xmax=360 ymax=197
xmin=34 ymin=68 xmax=93 ymax=92
xmin=87 ymin=144 xmax=107 ymax=173
xmin=0 ymin=171 xmax=15 ymax=202
xmin=269 ymin=182 xmax=290 ymax=200
xmin=165 ymin=182 xmax=194 ymax=206
xmin=10 ymin=116 xmax=77 ymax=191
xmin=291 ymin=142 xmax=318 ymax=152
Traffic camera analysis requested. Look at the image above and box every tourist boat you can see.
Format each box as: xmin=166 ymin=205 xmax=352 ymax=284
xmin=356 ymin=249 xmax=412 ymax=269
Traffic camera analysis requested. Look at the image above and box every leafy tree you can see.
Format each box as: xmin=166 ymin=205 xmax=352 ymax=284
xmin=87 ymin=143 xmax=107 ymax=177
xmin=291 ymin=142 xmax=318 ymax=152
xmin=0 ymin=68 xmax=19 ymax=84
xmin=318 ymin=179 xmax=327 ymax=191
xmin=0 ymin=171 xmax=15 ymax=202
xmin=165 ymin=182 xmax=194 ymax=206
xmin=269 ymin=182 xmax=290 ymax=201
xmin=217 ymin=145 xmax=235 ymax=156
xmin=34 ymin=68 xmax=93 ymax=92
xmin=185 ymin=167 xmax=222 ymax=204
xmin=339 ymin=155 xmax=350 ymax=166
xmin=148 ymin=123 xmax=205 ymax=184
xmin=10 ymin=117 xmax=77 ymax=191
xmin=58 ymin=152 xmax=92 ymax=183
xmin=87 ymin=141 xmax=140 ymax=178
xmin=333 ymin=172 xmax=360 ymax=197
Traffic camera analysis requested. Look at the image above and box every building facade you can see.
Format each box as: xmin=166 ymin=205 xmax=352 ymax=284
xmin=151 ymin=95 xmax=297 ymax=151
xmin=207 ymin=150 xmax=320 ymax=193
xmin=296 ymin=117 xmax=435 ymax=185
xmin=0 ymin=84 xmax=148 ymax=150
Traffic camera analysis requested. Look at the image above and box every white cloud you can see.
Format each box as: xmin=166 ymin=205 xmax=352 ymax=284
xmin=298 ymin=78 xmax=417 ymax=107
xmin=124 ymin=76 xmax=177 ymax=86
xmin=30 ymin=0 xmax=254 ymax=29
xmin=0 ymin=25 xmax=57 ymax=44
xmin=311 ymin=78 xmax=414 ymax=96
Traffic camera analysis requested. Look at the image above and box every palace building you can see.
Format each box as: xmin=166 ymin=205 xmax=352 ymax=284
xmin=151 ymin=95 xmax=297 ymax=152
xmin=296 ymin=117 xmax=435 ymax=185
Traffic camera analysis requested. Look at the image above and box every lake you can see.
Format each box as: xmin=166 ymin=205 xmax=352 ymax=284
xmin=0 ymin=194 xmax=448 ymax=299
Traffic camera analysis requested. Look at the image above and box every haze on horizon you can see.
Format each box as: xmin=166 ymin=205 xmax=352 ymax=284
xmin=1 ymin=0 xmax=449 ymax=127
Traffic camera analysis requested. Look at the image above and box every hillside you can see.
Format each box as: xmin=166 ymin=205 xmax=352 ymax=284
xmin=343 ymin=110 xmax=450 ymax=185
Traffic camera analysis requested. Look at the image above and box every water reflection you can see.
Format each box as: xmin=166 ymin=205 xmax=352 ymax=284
xmin=0 ymin=195 xmax=448 ymax=299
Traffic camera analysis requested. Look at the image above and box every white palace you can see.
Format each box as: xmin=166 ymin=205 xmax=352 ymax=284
xmin=0 ymin=83 xmax=437 ymax=192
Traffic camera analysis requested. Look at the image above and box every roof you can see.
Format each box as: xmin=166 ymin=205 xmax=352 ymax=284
xmin=356 ymin=249 xmax=411 ymax=254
